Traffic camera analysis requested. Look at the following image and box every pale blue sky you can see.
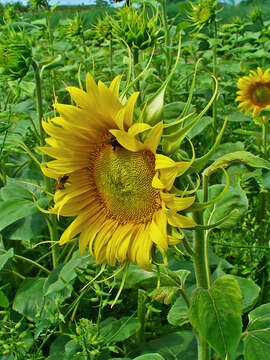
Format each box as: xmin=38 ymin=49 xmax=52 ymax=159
xmin=1 ymin=0 xmax=98 ymax=5
xmin=1 ymin=0 xmax=243 ymax=4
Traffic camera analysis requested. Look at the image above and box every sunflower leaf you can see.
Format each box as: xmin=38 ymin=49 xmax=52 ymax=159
xmin=189 ymin=275 xmax=242 ymax=359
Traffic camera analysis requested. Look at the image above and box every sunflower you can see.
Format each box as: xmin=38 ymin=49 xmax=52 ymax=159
xmin=236 ymin=67 xmax=270 ymax=118
xmin=40 ymin=75 xmax=196 ymax=271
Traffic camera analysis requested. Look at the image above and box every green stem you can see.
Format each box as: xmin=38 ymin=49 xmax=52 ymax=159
xmin=212 ymin=20 xmax=218 ymax=139
xmin=136 ymin=289 xmax=147 ymax=343
xmin=46 ymin=12 xmax=54 ymax=56
xmin=160 ymin=0 xmax=171 ymax=74
xmin=14 ymin=254 xmax=50 ymax=275
xmin=32 ymin=59 xmax=59 ymax=269
xmin=192 ymin=210 xmax=211 ymax=360
xmin=160 ymin=0 xmax=172 ymax=101
xmin=109 ymin=38 xmax=113 ymax=76
xmin=262 ymin=121 xmax=268 ymax=159
xmin=193 ymin=212 xmax=210 ymax=289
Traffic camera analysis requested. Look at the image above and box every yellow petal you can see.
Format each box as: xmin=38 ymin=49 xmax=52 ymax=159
xmin=109 ymin=129 xmax=145 ymax=152
xmin=149 ymin=210 xmax=168 ymax=250
xmin=167 ymin=210 xmax=196 ymax=228
xmin=109 ymin=75 xmax=122 ymax=96
xmin=162 ymin=194 xmax=195 ymax=211
xmin=144 ymin=121 xmax=163 ymax=153
xmin=128 ymin=123 xmax=151 ymax=137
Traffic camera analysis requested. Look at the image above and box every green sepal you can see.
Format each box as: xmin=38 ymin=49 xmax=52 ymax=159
xmin=188 ymin=116 xmax=228 ymax=174
xmin=144 ymin=36 xmax=182 ymax=125
xmin=162 ymin=74 xmax=218 ymax=154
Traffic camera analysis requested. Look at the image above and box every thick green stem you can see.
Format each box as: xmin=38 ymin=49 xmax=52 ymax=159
xmin=192 ymin=210 xmax=211 ymax=360
xmin=212 ymin=20 xmax=217 ymax=139
xmin=193 ymin=211 xmax=210 ymax=289
xmin=32 ymin=59 xmax=59 ymax=269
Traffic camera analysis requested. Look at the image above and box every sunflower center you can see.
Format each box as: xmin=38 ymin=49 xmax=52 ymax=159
xmin=251 ymin=83 xmax=270 ymax=106
xmin=92 ymin=142 xmax=161 ymax=223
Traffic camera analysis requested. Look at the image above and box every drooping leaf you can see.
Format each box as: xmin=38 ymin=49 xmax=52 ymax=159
xmin=149 ymin=286 xmax=179 ymax=305
xmin=204 ymin=151 xmax=270 ymax=176
xmin=167 ymin=295 xmax=189 ymax=326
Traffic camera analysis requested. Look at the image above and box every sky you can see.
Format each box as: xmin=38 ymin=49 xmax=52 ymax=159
xmin=1 ymin=0 xmax=244 ymax=5
xmin=0 ymin=0 xmax=97 ymax=5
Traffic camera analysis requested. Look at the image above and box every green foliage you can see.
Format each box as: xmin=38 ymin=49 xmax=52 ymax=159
xmin=1 ymin=0 xmax=270 ymax=359
xmin=189 ymin=275 xmax=242 ymax=359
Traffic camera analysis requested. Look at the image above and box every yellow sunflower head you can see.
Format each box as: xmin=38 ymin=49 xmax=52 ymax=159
xmin=236 ymin=67 xmax=270 ymax=118
xmin=40 ymin=75 xmax=196 ymax=271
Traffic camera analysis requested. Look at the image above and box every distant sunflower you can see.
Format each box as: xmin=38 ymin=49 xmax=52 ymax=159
xmin=40 ymin=75 xmax=196 ymax=270
xmin=236 ymin=67 xmax=270 ymax=118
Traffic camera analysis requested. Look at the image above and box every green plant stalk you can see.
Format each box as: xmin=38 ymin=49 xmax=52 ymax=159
xmin=192 ymin=209 xmax=211 ymax=360
xmin=133 ymin=47 xmax=141 ymax=103
xmin=160 ymin=0 xmax=171 ymax=75
xmin=136 ymin=289 xmax=147 ymax=343
xmin=257 ymin=121 xmax=269 ymax=241
xmin=109 ymin=38 xmax=113 ymax=75
xmin=160 ymin=0 xmax=172 ymax=101
xmin=212 ymin=20 xmax=218 ymax=140
xmin=32 ymin=59 xmax=59 ymax=269
xmin=46 ymin=10 xmax=54 ymax=56
xmin=81 ymin=32 xmax=88 ymax=72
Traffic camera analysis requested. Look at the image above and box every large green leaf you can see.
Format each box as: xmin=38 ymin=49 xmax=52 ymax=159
xmin=189 ymin=276 xmax=242 ymax=359
xmin=100 ymin=316 xmax=140 ymax=343
xmin=0 ymin=248 xmax=14 ymax=270
xmin=45 ymin=250 xmax=91 ymax=295
xmin=0 ymin=198 xmax=49 ymax=232
xmin=243 ymin=303 xmax=270 ymax=360
xmin=231 ymin=275 xmax=260 ymax=312
xmin=13 ymin=278 xmax=47 ymax=321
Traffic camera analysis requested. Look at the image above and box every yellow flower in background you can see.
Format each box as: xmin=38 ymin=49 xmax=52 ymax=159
xmin=236 ymin=67 xmax=270 ymax=118
xmin=40 ymin=75 xmax=196 ymax=271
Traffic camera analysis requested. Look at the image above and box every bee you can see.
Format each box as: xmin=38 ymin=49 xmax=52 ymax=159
xmin=105 ymin=136 xmax=122 ymax=151
xmin=55 ymin=174 xmax=69 ymax=190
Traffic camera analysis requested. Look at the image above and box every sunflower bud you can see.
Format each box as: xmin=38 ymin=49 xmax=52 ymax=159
xmin=188 ymin=0 xmax=218 ymax=32
xmin=29 ymin=0 xmax=49 ymax=9
xmin=60 ymin=13 xmax=84 ymax=38
xmin=112 ymin=5 xmax=160 ymax=50
xmin=88 ymin=14 xmax=114 ymax=44
xmin=3 ymin=5 xmax=19 ymax=23
xmin=0 ymin=32 xmax=32 ymax=80
xmin=249 ymin=7 xmax=263 ymax=25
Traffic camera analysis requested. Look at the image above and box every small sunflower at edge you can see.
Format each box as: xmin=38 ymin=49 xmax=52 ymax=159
xmin=40 ymin=75 xmax=196 ymax=271
xmin=236 ymin=67 xmax=270 ymax=118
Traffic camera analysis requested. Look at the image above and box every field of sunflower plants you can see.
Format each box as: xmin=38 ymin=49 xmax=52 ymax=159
xmin=1 ymin=0 xmax=270 ymax=359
